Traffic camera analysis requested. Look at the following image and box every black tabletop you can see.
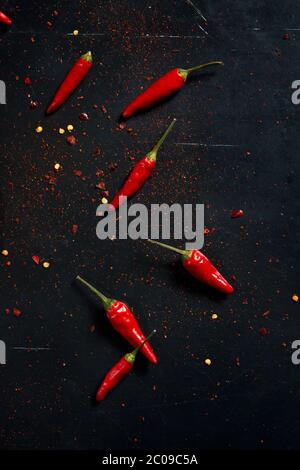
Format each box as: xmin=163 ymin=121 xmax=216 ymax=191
xmin=0 ymin=0 xmax=299 ymax=451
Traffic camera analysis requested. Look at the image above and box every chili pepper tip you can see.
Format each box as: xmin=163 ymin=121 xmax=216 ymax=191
xmin=125 ymin=330 xmax=157 ymax=365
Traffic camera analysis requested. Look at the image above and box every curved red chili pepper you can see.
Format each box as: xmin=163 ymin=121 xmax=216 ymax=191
xmin=122 ymin=61 xmax=223 ymax=119
xmin=46 ymin=51 xmax=93 ymax=115
xmin=76 ymin=276 xmax=158 ymax=364
xmin=148 ymin=240 xmax=233 ymax=295
xmin=96 ymin=331 xmax=156 ymax=402
xmin=110 ymin=118 xmax=176 ymax=210
xmin=0 ymin=11 xmax=12 ymax=26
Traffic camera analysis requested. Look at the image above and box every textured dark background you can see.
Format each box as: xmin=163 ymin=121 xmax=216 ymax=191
xmin=0 ymin=0 xmax=299 ymax=451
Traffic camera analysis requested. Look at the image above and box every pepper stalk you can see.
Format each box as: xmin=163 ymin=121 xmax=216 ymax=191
xmin=76 ymin=275 xmax=115 ymax=310
xmin=178 ymin=61 xmax=223 ymax=82
xmin=146 ymin=118 xmax=177 ymax=161
xmin=125 ymin=330 xmax=156 ymax=364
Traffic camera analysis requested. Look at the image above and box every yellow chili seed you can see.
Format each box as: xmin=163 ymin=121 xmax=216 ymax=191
xmin=101 ymin=197 xmax=108 ymax=204
xmin=73 ymin=30 xmax=79 ymax=36
xmin=211 ymin=313 xmax=218 ymax=320
xmin=54 ymin=163 xmax=61 ymax=172
xmin=43 ymin=262 xmax=50 ymax=269
xmin=59 ymin=128 xmax=65 ymax=134
xmin=1 ymin=249 xmax=9 ymax=256
xmin=67 ymin=124 xmax=74 ymax=132
xmin=204 ymin=358 xmax=212 ymax=366
xmin=35 ymin=126 xmax=43 ymax=133
xmin=292 ymin=294 xmax=299 ymax=303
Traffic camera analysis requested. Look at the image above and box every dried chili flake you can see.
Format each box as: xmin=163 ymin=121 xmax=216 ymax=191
xmin=96 ymin=169 xmax=104 ymax=177
xmin=4 ymin=308 xmax=10 ymax=316
xmin=74 ymin=169 xmax=82 ymax=177
xmin=100 ymin=104 xmax=107 ymax=114
xmin=47 ymin=21 xmax=53 ymax=28
xmin=30 ymin=100 xmax=38 ymax=109
xmin=93 ymin=147 xmax=103 ymax=157
xmin=71 ymin=224 xmax=78 ymax=235
xmin=32 ymin=255 xmax=40 ymax=265
xmin=259 ymin=327 xmax=268 ymax=336
xmin=231 ymin=209 xmax=244 ymax=218
xmin=282 ymin=33 xmax=289 ymax=40
xmin=67 ymin=135 xmax=76 ymax=145
xmin=96 ymin=181 xmax=106 ymax=190
xmin=24 ymin=76 xmax=32 ymax=85
xmin=79 ymin=112 xmax=89 ymax=121
xmin=13 ymin=308 xmax=22 ymax=318
xmin=108 ymin=163 xmax=118 ymax=172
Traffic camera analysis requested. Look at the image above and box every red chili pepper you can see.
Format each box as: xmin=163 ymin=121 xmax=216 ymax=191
xmin=0 ymin=11 xmax=12 ymax=26
xmin=96 ymin=330 xmax=156 ymax=402
xmin=76 ymin=276 xmax=158 ymax=363
xmin=148 ymin=240 xmax=233 ymax=295
xmin=110 ymin=118 xmax=176 ymax=210
xmin=122 ymin=61 xmax=223 ymax=119
xmin=46 ymin=51 xmax=93 ymax=115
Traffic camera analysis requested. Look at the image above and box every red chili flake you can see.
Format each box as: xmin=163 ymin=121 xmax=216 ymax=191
xmin=101 ymin=190 xmax=109 ymax=198
xmin=24 ymin=76 xmax=32 ymax=85
xmin=118 ymin=122 xmax=126 ymax=130
xmin=235 ymin=357 xmax=240 ymax=367
xmin=31 ymin=36 xmax=36 ymax=43
xmin=100 ymin=104 xmax=107 ymax=114
xmin=79 ymin=112 xmax=89 ymax=121
xmin=231 ymin=274 xmax=237 ymax=281
xmin=4 ymin=308 xmax=10 ymax=316
xmin=32 ymin=255 xmax=40 ymax=265
xmin=13 ymin=308 xmax=22 ymax=318
xmin=231 ymin=209 xmax=244 ymax=218
xmin=204 ymin=227 xmax=210 ymax=235
xmin=47 ymin=21 xmax=53 ymax=28
xmin=108 ymin=163 xmax=118 ymax=172
xmin=89 ymin=324 xmax=96 ymax=333
xmin=74 ymin=169 xmax=82 ymax=177
xmin=282 ymin=33 xmax=289 ymax=40
xmin=30 ymin=100 xmax=38 ymax=109
xmin=92 ymin=104 xmax=98 ymax=109
xmin=259 ymin=327 xmax=269 ymax=336
xmin=96 ymin=181 xmax=106 ymax=190
xmin=66 ymin=135 xmax=76 ymax=145
xmin=127 ymin=127 xmax=134 ymax=134
xmin=96 ymin=169 xmax=104 ymax=177
xmin=53 ymin=10 xmax=59 ymax=16
xmin=262 ymin=310 xmax=270 ymax=318
xmin=93 ymin=147 xmax=103 ymax=157
xmin=5 ymin=261 xmax=11 ymax=267
xmin=71 ymin=224 xmax=78 ymax=235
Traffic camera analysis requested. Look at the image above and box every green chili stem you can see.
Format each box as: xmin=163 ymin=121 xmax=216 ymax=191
xmin=147 ymin=239 xmax=190 ymax=257
xmin=186 ymin=60 xmax=223 ymax=75
xmin=81 ymin=51 xmax=93 ymax=63
xmin=76 ymin=275 xmax=114 ymax=310
xmin=147 ymin=118 xmax=176 ymax=161
xmin=125 ymin=330 xmax=156 ymax=364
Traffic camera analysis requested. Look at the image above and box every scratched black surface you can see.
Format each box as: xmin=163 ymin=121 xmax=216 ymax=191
xmin=0 ymin=0 xmax=299 ymax=450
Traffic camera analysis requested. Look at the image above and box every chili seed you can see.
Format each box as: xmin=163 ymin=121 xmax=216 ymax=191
xmin=59 ymin=128 xmax=65 ymax=134
xmin=35 ymin=126 xmax=43 ymax=133
xmin=292 ymin=294 xmax=299 ymax=302
xmin=204 ymin=358 xmax=212 ymax=366
xmin=43 ymin=262 xmax=50 ymax=269
xmin=73 ymin=30 xmax=79 ymax=36
xmin=1 ymin=249 xmax=8 ymax=256
xmin=67 ymin=124 xmax=74 ymax=131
